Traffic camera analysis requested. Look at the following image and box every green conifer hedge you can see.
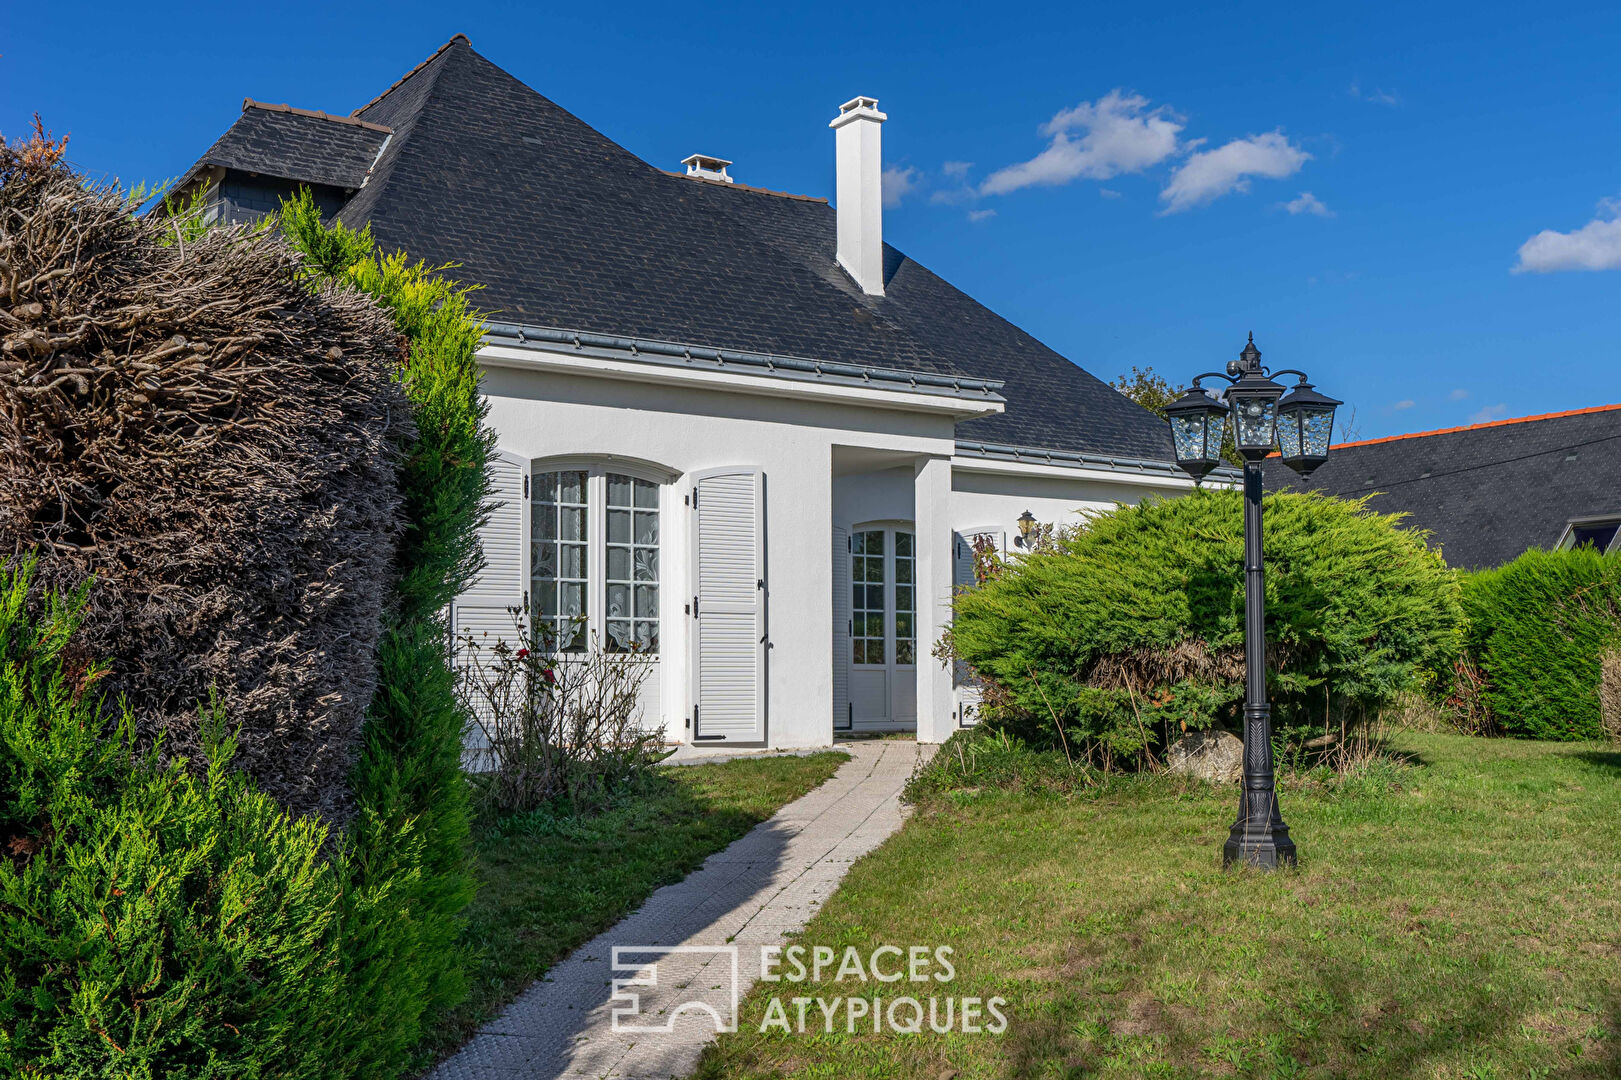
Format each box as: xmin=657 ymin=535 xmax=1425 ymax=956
xmin=2 ymin=186 xmax=494 ymax=1076
xmin=0 ymin=560 xmax=348 ymax=1076
xmin=280 ymin=191 xmax=495 ymax=1074
xmin=946 ymin=490 xmax=1463 ymax=762
xmin=1460 ymin=548 xmax=1621 ymax=741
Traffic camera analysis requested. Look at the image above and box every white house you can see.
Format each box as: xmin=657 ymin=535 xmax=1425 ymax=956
xmin=176 ymin=34 xmax=1219 ymax=748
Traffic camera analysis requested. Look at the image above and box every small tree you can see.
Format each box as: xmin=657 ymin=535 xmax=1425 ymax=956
xmin=1112 ymin=364 xmax=1241 ymax=466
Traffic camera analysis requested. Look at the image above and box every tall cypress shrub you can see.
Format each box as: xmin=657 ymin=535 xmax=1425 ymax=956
xmin=280 ymin=192 xmax=494 ymax=1072
xmin=1461 ymin=548 xmax=1621 ymax=741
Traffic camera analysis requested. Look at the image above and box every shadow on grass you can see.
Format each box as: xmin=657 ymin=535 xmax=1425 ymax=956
xmin=417 ymin=755 xmax=846 ymax=1074
xmin=1571 ymin=749 xmax=1621 ymax=775
xmin=998 ymin=891 xmax=1604 ymax=1080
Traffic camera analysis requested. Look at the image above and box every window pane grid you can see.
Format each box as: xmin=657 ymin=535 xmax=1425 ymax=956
xmin=894 ymin=530 xmax=915 ymax=665
xmin=532 ymin=469 xmax=589 ymax=652
xmin=605 ymin=473 xmax=658 ymax=654
xmin=852 ymin=530 xmax=885 ymax=666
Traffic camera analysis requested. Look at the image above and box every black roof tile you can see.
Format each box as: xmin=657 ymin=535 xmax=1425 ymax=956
xmin=178 ymin=102 xmax=390 ymax=191
xmin=191 ymin=35 xmax=1173 ymax=462
xmin=1268 ymin=405 xmax=1621 ymax=568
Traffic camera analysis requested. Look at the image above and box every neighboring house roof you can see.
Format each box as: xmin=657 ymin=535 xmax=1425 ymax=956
xmin=181 ymin=34 xmax=1172 ymax=463
xmin=176 ymin=100 xmax=392 ymax=193
xmin=1268 ymin=403 xmax=1621 ymax=569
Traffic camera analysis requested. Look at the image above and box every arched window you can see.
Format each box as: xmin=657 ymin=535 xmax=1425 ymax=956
xmin=530 ymin=461 xmax=669 ymax=654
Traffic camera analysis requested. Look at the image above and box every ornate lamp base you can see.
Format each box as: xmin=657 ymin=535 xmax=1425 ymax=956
xmin=1222 ymin=786 xmax=1298 ymax=869
xmin=1222 ymin=702 xmax=1298 ymax=870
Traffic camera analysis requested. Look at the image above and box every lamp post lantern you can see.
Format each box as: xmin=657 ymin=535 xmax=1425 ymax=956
xmin=1166 ymin=335 xmax=1341 ymax=870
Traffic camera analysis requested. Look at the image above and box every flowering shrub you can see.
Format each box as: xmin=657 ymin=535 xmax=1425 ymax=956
xmin=457 ymin=612 xmax=661 ymax=813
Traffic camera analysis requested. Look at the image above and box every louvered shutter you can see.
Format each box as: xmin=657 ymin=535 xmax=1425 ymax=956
xmin=831 ymin=526 xmax=851 ymax=731
xmin=951 ymin=525 xmax=1003 ymax=715
xmin=690 ymin=468 xmax=766 ymax=742
xmin=453 ymin=449 xmax=530 ymax=761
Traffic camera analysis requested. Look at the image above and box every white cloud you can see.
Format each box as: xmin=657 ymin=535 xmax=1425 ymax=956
xmin=1470 ymin=404 xmax=1508 ymax=424
xmin=967 ymin=208 xmax=996 ymax=223
xmin=882 ymin=165 xmax=921 ymax=208
xmin=1099 ymin=187 xmax=1123 ymax=199
xmin=1393 ymin=399 xmax=1415 ymax=410
xmin=1160 ymin=131 xmax=1310 ymax=213
xmin=1349 ymin=81 xmax=1400 ymax=106
xmin=942 ymin=160 xmax=973 ymax=179
xmin=1282 ymin=191 xmax=1333 ymax=217
xmin=1514 ymin=210 xmax=1621 ymax=273
xmin=1449 ymin=388 xmax=1470 ymax=401
xmin=979 ymin=90 xmax=1183 ymax=197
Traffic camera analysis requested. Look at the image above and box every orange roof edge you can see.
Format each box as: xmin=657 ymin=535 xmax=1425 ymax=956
xmin=1263 ymin=401 xmax=1621 ymax=459
xmin=1331 ymin=402 xmax=1621 ymax=451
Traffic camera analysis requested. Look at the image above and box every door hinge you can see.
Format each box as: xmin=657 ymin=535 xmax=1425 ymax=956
xmin=523 ymin=475 xmax=530 ymax=498
xmin=757 ymin=578 xmax=764 ymax=590
xmin=692 ymin=595 xmax=699 ymax=617
xmin=691 ymin=488 xmax=699 ymax=509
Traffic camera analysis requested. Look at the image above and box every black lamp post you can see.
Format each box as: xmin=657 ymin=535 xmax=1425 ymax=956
xmin=1164 ymin=335 xmax=1341 ymax=870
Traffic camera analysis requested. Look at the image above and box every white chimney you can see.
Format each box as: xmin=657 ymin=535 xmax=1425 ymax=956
xmin=830 ymin=96 xmax=887 ymax=296
xmin=681 ymin=153 xmax=733 ymax=183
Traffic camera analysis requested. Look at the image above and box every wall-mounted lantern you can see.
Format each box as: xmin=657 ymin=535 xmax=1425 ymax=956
xmin=1015 ymin=509 xmax=1037 ymax=548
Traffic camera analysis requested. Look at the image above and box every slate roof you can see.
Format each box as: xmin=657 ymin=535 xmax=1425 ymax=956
xmin=187 ymin=34 xmax=1172 ymax=462
xmin=1267 ymin=404 xmax=1621 ymax=569
xmin=177 ymin=101 xmax=391 ymax=192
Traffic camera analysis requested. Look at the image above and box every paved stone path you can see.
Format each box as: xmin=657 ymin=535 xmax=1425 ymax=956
xmin=433 ymin=739 xmax=923 ymax=1080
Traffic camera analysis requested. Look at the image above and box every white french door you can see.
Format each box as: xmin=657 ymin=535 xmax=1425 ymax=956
xmin=848 ymin=524 xmax=917 ymax=730
xmin=530 ymin=465 xmax=664 ymax=727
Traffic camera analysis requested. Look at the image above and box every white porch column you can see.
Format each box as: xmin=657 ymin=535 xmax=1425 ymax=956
xmin=914 ymin=454 xmax=955 ymax=743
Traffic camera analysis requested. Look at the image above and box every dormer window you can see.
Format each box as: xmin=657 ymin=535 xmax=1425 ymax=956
xmin=1557 ymin=515 xmax=1621 ymax=554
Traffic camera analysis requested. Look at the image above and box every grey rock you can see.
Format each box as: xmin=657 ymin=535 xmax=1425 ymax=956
xmin=1166 ymin=730 xmax=1244 ymax=783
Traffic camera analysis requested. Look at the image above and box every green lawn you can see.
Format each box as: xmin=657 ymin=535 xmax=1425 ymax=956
xmin=697 ymin=733 xmax=1621 ymax=1079
xmin=417 ymin=751 xmax=848 ymax=1065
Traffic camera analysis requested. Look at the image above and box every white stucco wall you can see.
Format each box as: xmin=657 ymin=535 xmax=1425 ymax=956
xmin=477 ymin=359 xmax=960 ymax=749
xmin=950 ymin=463 xmax=1199 ymax=538
xmin=473 ymin=349 xmax=1208 ymax=750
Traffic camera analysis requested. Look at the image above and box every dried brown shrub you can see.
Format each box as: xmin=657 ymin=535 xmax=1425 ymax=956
xmin=1084 ymin=640 xmax=1246 ymax=693
xmin=0 ymin=132 xmax=411 ymax=821
xmin=1601 ymin=647 xmax=1621 ymax=743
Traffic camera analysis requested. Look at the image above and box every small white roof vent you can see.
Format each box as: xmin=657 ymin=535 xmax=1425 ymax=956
xmin=681 ymin=153 xmax=733 ymax=183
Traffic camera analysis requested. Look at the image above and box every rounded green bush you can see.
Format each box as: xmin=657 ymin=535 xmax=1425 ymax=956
xmin=1461 ymin=548 xmax=1621 ymax=741
xmin=946 ymin=490 xmax=1463 ymax=761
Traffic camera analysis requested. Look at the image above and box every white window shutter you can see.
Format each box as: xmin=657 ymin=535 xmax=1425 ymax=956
xmin=453 ymin=449 xmax=530 ymax=757
xmin=690 ymin=468 xmax=766 ymax=742
xmin=953 ymin=526 xmax=1005 ymax=591
xmin=950 ymin=525 xmax=1003 ymax=703
xmin=832 ymin=525 xmax=851 ymax=731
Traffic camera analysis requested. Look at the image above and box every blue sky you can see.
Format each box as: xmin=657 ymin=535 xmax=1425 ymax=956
xmin=5 ymin=1 xmax=1619 ymax=440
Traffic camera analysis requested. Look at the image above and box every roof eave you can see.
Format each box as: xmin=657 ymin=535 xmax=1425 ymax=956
xmin=480 ymin=322 xmax=1007 ymax=409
